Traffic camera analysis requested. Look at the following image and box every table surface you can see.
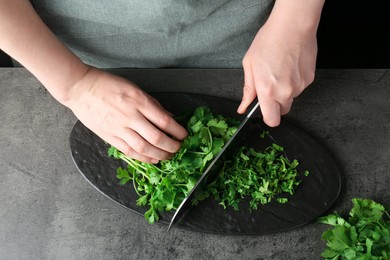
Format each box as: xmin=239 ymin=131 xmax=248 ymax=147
xmin=1 ymin=68 xmax=389 ymax=260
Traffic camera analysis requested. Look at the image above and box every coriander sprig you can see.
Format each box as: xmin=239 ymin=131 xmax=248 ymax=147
xmin=319 ymin=198 xmax=390 ymax=259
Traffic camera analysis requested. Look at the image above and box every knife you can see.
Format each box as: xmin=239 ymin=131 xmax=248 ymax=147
xmin=168 ymin=102 xmax=260 ymax=231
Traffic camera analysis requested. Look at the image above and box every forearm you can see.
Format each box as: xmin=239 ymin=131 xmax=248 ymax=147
xmin=0 ymin=0 xmax=89 ymax=105
xmin=267 ymin=0 xmax=325 ymax=35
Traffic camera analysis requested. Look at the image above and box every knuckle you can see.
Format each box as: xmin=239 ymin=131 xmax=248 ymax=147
xmin=127 ymin=88 xmax=147 ymax=105
xmin=281 ymin=85 xmax=294 ymax=100
xmin=242 ymin=83 xmax=254 ymax=94
xmin=170 ymin=141 xmax=181 ymax=153
xmin=157 ymin=114 xmax=171 ymax=129
xmin=281 ymin=108 xmax=291 ymax=116
xmin=149 ymin=130 xmax=164 ymax=146
xmin=306 ymin=70 xmax=315 ymax=85
xmin=261 ymin=83 xmax=294 ymax=103
xmin=121 ymin=146 xmax=133 ymax=157
xmin=242 ymin=55 xmax=250 ymax=67
xmin=133 ymin=139 xmax=148 ymax=154
xmin=260 ymin=84 xmax=276 ymax=99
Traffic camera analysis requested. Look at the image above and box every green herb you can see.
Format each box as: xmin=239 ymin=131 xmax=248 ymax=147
xmin=319 ymin=198 xmax=390 ymax=259
xmin=108 ymin=106 xmax=307 ymax=224
xmin=195 ymin=144 xmax=303 ymax=210
xmin=108 ymin=107 xmax=239 ymax=224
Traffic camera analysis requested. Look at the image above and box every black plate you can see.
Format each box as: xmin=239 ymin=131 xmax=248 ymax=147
xmin=69 ymin=92 xmax=341 ymax=235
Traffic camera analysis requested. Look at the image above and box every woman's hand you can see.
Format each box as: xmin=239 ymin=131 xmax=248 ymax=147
xmin=0 ymin=1 xmax=187 ymax=164
xmin=66 ymin=67 xmax=188 ymax=163
xmin=238 ymin=0 xmax=324 ymax=127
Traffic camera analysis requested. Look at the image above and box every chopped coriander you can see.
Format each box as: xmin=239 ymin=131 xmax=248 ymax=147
xmin=260 ymin=130 xmax=270 ymax=139
xmin=277 ymin=198 xmax=289 ymax=204
xmin=199 ymin=145 xmax=303 ymax=211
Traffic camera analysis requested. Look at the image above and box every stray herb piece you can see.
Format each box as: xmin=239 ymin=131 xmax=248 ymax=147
xmin=319 ymin=198 xmax=390 ymax=259
xmin=260 ymin=130 xmax=269 ymax=139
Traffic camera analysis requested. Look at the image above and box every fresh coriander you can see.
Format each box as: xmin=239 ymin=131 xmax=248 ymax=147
xmin=108 ymin=107 xmax=239 ymax=223
xmin=319 ymin=198 xmax=390 ymax=259
xmin=108 ymin=106 xmax=308 ymax=224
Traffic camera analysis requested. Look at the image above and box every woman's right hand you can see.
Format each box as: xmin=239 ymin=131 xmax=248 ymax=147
xmin=65 ymin=67 xmax=188 ymax=164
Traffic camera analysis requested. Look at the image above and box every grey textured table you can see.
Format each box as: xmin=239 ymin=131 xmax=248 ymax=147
xmin=1 ymin=68 xmax=389 ymax=260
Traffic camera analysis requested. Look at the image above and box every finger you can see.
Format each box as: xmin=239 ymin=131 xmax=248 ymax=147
xmin=139 ymin=103 xmax=188 ymax=141
xmin=130 ymin=115 xmax=182 ymax=154
xmin=259 ymin=99 xmax=281 ymax=127
xmin=120 ymin=127 xmax=174 ymax=160
xmin=109 ymin=136 xmax=159 ymax=164
xmin=238 ymin=63 xmax=256 ymax=114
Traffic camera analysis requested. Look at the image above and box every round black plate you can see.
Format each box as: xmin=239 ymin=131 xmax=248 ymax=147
xmin=69 ymin=92 xmax=341 ymax=235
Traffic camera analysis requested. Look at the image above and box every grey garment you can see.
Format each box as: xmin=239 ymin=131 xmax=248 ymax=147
xmin=32 ymin=0 xmax=274 ymax=69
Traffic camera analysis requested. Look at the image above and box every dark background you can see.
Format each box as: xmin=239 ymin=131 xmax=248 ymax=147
xmin=1 ymin=1 xmax=389 ymax=68
xmin=316 ymin=0 xmax=389 ymax=68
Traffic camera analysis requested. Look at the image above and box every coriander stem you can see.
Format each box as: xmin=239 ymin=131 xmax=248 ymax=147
xmin=119 ymin=153 xmax=147 ymax=170
xmin=132 ymin=177 xmax=141 ymax=196
xmin=384 ymin=210 xmax=390 ymax=220
xmin=188 ymin=151 xmax=207 ymax=155
xmin=207 ymin=127 xmax=213 ymax=149
xmin=127 ymin=161 xmax=149 ymax=180
xmin=376 ymin=221 xmax=386 ymax=230
xmin=117 ymin=153 xmax=151 ymax=180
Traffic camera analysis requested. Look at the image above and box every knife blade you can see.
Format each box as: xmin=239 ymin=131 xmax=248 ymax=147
xmin=168 ymin=102 xmax=260 ymax=231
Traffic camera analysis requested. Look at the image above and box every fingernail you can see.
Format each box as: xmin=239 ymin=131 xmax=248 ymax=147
xmin=151 ymin=159 xmax=159 ymax=164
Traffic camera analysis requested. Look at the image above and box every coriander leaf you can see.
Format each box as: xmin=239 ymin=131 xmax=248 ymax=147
xmin=116 ymin=167 xmax=131 ymax=185
xmin=318 ymin=213 xmax=348 ymax=227
xmin=225 ymin=126 xmax=237 ymax=140
xmin=148 ymin=170 xmax=160 ymax=185
xmin=185 ymin=177 xmax=197 ymax=193
xmin=162 ymin=190 xmax=175 ymax=211
xmin=136 ymin=194 xmax=149 ymax=206
xmin=207 ymin=118 xmax=228 ymax=136
xmin=190 ymin=120 xmax=204 ymax=133
xmin=349 ymin=198 xmax=385 ymax=224
xmin=194 ymin=106 xmax=206 ymax=120
xmin=145 ymin=207 xmax=159 ymax=224
xmin=185 ymin=136 xmax=201 ymax=149
xmin=320 ymin=248 xmax=340 ymax=259
xmin=210 ymin=138 xmax=224 ymax=156
xmin=202 ymin=152 xmax=213 ymax=166
xmin=107 ymin=146 xmax=119 ymax=158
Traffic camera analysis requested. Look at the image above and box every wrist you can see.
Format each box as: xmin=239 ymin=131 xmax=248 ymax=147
xmin=55 ymin=65 xmax=91 ymax=107
xmin=268 ymin=0 xmax=325 ymax=36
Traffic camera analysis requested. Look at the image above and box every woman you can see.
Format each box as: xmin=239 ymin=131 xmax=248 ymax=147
xmin=0 ymin=0 xmax=324 ymax=163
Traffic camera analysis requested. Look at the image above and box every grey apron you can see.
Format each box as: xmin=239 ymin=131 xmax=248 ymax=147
xmin=32 ymin=0 xmax=274 ymax=68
